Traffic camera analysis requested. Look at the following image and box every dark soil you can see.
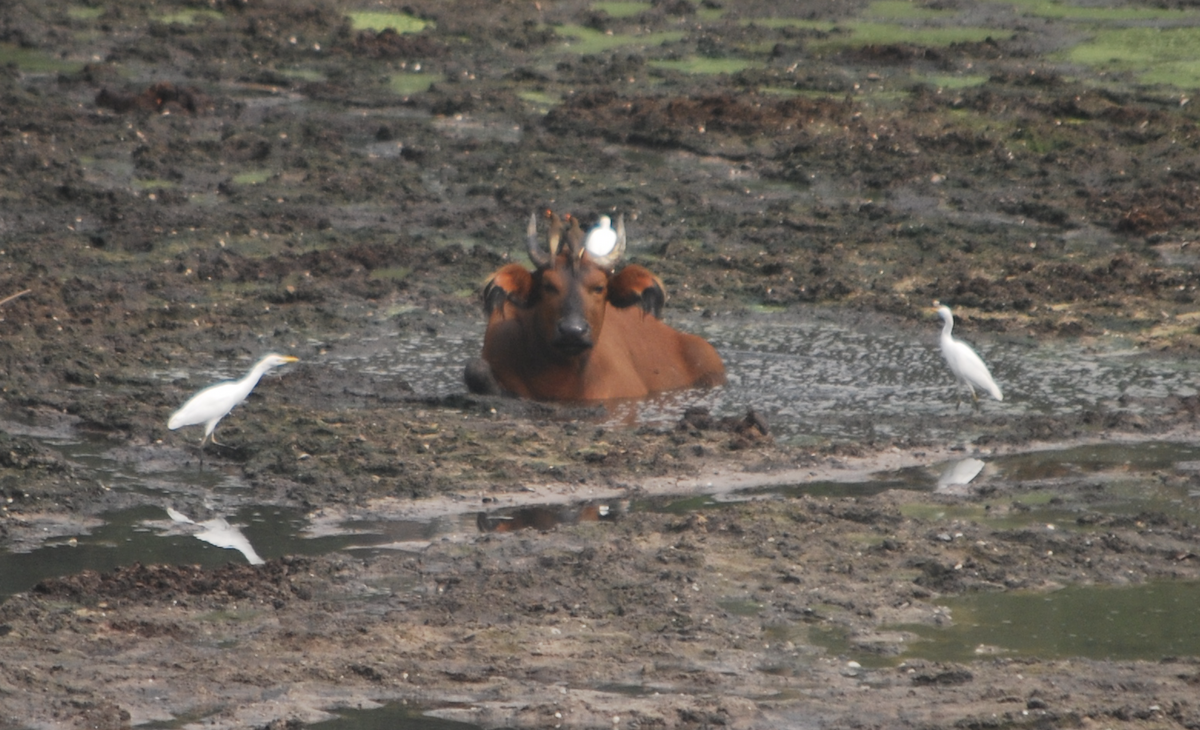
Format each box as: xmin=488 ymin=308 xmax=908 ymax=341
xmin=3 ymin=0 xmax=1200 ymax=727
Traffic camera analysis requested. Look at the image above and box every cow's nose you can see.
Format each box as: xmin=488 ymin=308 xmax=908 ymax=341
xmin=554 ymin=317 xmax=593 ymax=353
xmin=557 ymin=319 xmax=590 ymax=341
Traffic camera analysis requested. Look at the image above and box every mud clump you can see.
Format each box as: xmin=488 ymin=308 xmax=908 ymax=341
xmin=94 ymin=82 xmax=209 ymax=115
xmin=31 ymin=558 xmax=317 ymax=609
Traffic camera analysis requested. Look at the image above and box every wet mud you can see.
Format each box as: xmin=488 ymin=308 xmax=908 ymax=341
xmin=4 ymin=0 xmax=1200 ymax=727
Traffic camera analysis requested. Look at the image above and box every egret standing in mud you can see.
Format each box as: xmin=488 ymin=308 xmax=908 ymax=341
xmin=168 ymin=354 xmax=299 ymax=450
xmin=935 ymin=305 xmax=1002 ymax=409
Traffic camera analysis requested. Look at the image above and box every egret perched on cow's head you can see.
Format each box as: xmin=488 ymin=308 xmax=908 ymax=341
xmin=168 ymin=353 xmax=299 ymax=448
xmin=935 ymin=304 xmax=1002 ymax=409
xmin=464 ymin=210 xmax=725 ymax=401
xmin=584 ymin=214 xmax=619 ymax=259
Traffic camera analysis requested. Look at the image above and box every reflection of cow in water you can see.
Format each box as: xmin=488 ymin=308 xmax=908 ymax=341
xmin=476 ymin=503 xmax=618 ymax=534
xmin=465 ymin=211 xmax=725 ymax=401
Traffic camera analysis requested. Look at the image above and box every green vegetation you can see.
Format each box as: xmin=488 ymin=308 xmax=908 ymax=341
xmin=232 ymin=170 xmax=273 ymax=185
xmin=0 ymin=42 xmax=84 ymax=73
xmin=649 ymin=57 xmax=757 ymax=75
xmin=369 ymin=267 xmax=413 ymax=282
xmin=552 ymin=24 xmax=685 ymax=54
xmin=1066 ymin=26 xmax=1200 ymax=88
xmin=347 ymin=11 xmax=429 ymax=33
xmin=921 ymin=74 xmax=990 ymax=89
xmin=153 ymin=9 xmax=223 ymax=25
xmin=389 ymin=72 xmax=441 ymax=95
xmin=759 ymin=86 xmax=844 ymax=99
xmin=278 ymin=68 xmax=325 ymax=83
xmin=739 ymin=18 xmax=836 ymax=32
xmin=518 ymin=90 xmax=561 ymax=112
xmin=1007 ymin=0 xmax=1195 ymax=22
xmin=808 ymin=22 xmax=1011 ymax=50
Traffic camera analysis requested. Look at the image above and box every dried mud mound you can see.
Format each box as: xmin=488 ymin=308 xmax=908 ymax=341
xmin=29 ymin=557 xmax=318 ymax=609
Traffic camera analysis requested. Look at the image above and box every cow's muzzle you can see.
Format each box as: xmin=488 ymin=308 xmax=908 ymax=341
xmin=553 ymin=319 xmax=593 ymax=356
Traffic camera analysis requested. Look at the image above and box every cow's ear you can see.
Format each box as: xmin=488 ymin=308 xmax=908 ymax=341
xmin=607 ymin=264 xmax=665 ymax=319
xmin=483 ymin=264 xmax=536 ymax=314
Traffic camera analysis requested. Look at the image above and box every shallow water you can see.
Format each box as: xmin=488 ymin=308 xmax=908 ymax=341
xmin=0 ymin=501 xmax=434 ymax=602
xmin=326 ymin=310 xmax=1200 ymax=442
xmin=304 ymin=702 xmax=480 ymax=730
xmin=898 ymin=580 xmax=1200 ymax=662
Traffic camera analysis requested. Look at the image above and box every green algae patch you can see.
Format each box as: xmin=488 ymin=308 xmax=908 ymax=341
xmin=0 ymin=42 xmax=84 ymax=73
xmin=1066 ymin=26 xmax=1200 ymax=88
xmin=154 ymin=9 xmax=223 ymax=25
xmin=518 ymin=90 xmax=561 ymax=112
xmin=1008 ymin=0 xmax=1196 ymax=23
xmin=369 ymin=267 xmax=412 ymax=282
xmin=279 ymin=68 xmax=325 ymax=83
xmin=921 ymin=74 xmax=989 ymax=89
xmin=552 ymin=24 xmax=685 ymax=54
xmin=348 ymin=11 xmax=429 ymax=33
xmin=739 ymin=18 xmax=836 ymax=32
xmin=389 ymin=72 xmax=441 ymax=96
xmin=809 ymin=22 xmax=1011 ymax=51
xmin=133 ymin=179 xmax=178 ymax=191
xmin=896 ymin=581 xmax=1200 ymax=662
xmin=232 ymin=170 xmax=273 ymax=186
xmin=650 ymin=57 xmax=757 ymax=75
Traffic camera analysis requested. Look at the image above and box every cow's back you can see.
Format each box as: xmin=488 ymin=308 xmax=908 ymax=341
xmin=593 ymin=306 xmax=725 ymax=399
xmin=480 ymin=304 xmax=724 ymax=402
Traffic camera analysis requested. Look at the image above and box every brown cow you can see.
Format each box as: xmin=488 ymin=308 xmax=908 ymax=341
xmin=464 ymin=211 xmax=725 ymax=401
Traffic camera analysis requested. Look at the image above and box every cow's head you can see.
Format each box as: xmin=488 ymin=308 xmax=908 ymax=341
xmin=484 ymin=210 xmax=665 ymax=360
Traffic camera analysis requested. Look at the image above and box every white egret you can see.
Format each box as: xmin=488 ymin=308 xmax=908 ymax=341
xmin=168 ymin=353 xmax=298 ymax=446
xmin=584 ymin=214 xmax=618 ymax=258
xmin=935 ymin=305 xmax=1002 ymax=408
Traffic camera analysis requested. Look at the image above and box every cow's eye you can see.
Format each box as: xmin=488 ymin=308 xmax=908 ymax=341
xmin=591 ymin=285 xmax=605 ymax=295
xmin=543 ymin=282 xmax=560 ymax=295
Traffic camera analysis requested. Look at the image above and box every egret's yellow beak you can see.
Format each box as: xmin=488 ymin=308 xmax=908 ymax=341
xmin=282 ymin=356 xmax=299 ymax=363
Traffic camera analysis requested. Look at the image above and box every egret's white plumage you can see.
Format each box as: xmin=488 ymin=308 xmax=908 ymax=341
xmin=168 ymin=354 xmax=298 ymax=445
xmin=936 ymin=305 xmax=1002 ymax=407
xmin=584 ymin=215 xmax=618 ymax=258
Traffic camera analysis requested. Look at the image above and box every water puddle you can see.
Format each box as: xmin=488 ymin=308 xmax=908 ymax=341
xmin=8 ymin=432 xmax=1199 ymax=603
xmin=0 ymin=503 xmax=414 ymax=603
xmin=0 ymin=426 xmax=631 ymax=601
xmin=304 ymin=702 xmax=480 ymax=730
xmin=897 ymin=581 xmax=1200 ymax=662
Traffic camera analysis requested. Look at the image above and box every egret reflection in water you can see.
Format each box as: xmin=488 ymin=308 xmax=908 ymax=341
xmin=165 ymin=507 xmax=265 ymax=565
xmin=936 ymin=457 xmax=987 ymax=494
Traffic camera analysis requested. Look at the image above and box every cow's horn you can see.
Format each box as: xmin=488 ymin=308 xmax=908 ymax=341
xmin=526 ymin=211 xmax=551 ymax=269
xmin=546 ymin=209 xmax=564 ymax=257
xmin=589 ymin=214 xmax=626 ymax=270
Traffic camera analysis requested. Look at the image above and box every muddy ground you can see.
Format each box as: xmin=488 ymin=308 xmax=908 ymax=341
xmin=3 ymin=0 xmax=1200 ymax=727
